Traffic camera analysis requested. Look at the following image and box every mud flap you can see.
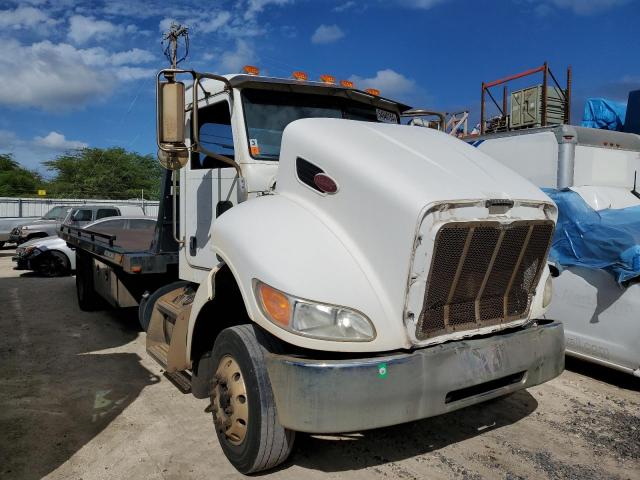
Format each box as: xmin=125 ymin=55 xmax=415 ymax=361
xmin=146 ymin=285 xmax=195 ymax=372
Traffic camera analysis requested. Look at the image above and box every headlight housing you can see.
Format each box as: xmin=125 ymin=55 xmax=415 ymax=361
xmin=254 ymin=280 xmax=376 ymax=342
xmin=21 ymin=226 xmax=29 ymax=230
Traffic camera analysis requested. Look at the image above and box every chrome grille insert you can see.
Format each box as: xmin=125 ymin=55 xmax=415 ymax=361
xmin=416 ymin=220 xmax=554 ymax=341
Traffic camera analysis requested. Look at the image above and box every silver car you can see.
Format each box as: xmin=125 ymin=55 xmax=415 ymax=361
xmin=13 ymin=216 xmax=156 ymax=276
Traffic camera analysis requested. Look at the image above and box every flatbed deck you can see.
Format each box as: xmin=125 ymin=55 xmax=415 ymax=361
xmin=60 ymin=224 xmax=178 ymax=274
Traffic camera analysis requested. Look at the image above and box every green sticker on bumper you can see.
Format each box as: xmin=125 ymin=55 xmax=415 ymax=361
xmin=377 ymin=363 xmax=388 ymax=378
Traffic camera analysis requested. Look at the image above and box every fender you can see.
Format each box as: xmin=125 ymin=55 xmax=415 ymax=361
xmin=185 ymin=261 xmax=224 ymax=365
xmin=208 ymin=194 xmax=411 ymax=353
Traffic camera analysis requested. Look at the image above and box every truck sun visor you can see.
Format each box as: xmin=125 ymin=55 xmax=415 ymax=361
xmin=543 ymin=188 xmax=640 ymax=284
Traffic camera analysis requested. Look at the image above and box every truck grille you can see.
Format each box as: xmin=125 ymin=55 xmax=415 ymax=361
xmin=416 ymin=220 xmax=553 ymax=341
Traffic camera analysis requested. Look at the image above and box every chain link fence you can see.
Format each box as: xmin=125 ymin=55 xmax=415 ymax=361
xmin=0 ymin=197 xmax=159 ymax=219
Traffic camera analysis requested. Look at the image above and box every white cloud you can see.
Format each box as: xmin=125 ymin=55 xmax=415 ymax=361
xmin=68 ymin=15 xmax=117 ymax=44
xmin=199 ymin=11 xmax=232 ymax=33
xmin=394 ymin=0 xmax=447 ymax=9
xmin=0 ymin=40 xmax=155 ymax=110
xmin=311 ymin=24 xmax=345 ymax=45
xmin=333 ymin=1 xmax=357 ymax=12
xmin=34 ymin=132 xmax=87 ymax=150
xmin=0 ymin=129 xmax=88 ymax=171
xmin=245 ymin=0 xmax=293 ymax=20
xmin=114 ymin=66 xmax=156 ymax=81
xmin=219 ymin=39 xmax=256 ymax=72
xmin=101 ymin=48 xmax=155 ymax=66
xmin=349 ymin=69 xmax=417 ymax=98
xmin=536 ymin=0 xmax=629 ymax=14
xmin=0 ymin=6 xmax=59 ymax=30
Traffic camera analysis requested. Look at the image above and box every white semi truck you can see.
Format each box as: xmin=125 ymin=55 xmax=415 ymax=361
xmin=62 ymin=52 xmax=564 ymax=471
xmin=470 ymin=125 xmax=640 ymax=376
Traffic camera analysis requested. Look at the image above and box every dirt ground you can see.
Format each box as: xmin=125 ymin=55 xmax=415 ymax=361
xmin=0 ymin=246 xmax=638 ymax=480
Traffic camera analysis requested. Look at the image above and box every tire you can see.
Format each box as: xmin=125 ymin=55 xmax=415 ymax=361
xmin=210 ymin=324 xmax=295 ymax=474
xmin=35 ymin=251 xmax=71 ymax=277
xmin=75 ymin=251 xmax=104 ymax=311
xmin=138 ymin=280 xmax=191 ymax=332
xmin=0 ymin=241 xmax=4 ymax=249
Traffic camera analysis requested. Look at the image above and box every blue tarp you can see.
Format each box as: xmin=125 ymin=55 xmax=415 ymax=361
xmin=543 ymin=188 xmax=640 ymax=284
xmin=582 ymin=98 xmax=627 ymax=131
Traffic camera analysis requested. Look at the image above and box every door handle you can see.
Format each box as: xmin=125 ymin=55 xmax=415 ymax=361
xmin=189 ymin=236 xmax=197 ymax=256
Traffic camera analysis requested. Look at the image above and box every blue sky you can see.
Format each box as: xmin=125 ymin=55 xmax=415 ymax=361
xmin=0 ymin=0 xmax=638 ymax=174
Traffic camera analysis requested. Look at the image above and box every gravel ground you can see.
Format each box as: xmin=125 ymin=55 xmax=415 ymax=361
xmin=0 ymin=246 xmax=638 ymax=480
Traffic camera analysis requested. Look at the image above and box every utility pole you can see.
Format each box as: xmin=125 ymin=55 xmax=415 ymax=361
xmin=162 ymin=23 xmax=189 ymax=70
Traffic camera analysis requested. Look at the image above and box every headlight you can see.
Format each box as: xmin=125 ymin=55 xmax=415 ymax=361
xmin=254 ymin=280 xmax=376 ymax=341
xmin=542 ymin=275 xmax=553 ymax=308
xmin=23 ymin=246 xmax=40 ymax=256
xmin=21 ymin=226 xmax=29 ymax=230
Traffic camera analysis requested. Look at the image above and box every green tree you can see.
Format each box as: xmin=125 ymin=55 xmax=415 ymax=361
xmin=0 ymin=153 xmax=45 ymax=197
xmin=45 ymin=148 xmax=162 ymax=200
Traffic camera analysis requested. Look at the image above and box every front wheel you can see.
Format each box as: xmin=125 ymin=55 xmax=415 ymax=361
xmin=210 ymin=324 xmax=295 ymax=474
xmin=35 ymin=251 xmax=70 ymax=277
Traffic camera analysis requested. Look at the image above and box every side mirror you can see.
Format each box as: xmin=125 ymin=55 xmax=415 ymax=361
xmin=157 ymin=80 xmax=188 ymax=170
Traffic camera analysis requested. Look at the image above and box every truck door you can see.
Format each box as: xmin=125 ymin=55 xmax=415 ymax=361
xmin=185 ymin=98 xmax=238 ymax=269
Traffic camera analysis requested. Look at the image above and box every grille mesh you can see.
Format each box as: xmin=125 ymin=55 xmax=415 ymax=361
xmin=416 ymin=220 xmax=553 ymax=341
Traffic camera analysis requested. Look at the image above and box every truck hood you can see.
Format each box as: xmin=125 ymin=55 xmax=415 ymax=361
xmin=18 ymin=219 xmax=58 ymax=229
xmin=276 ymin=118 xmax=553 ymax=331
xmin=0 ymin=217 xmax=38 ymax=230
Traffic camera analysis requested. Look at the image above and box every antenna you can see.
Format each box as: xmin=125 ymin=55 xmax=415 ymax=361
xmin=162 ymin=23 xmax=189 ymax=69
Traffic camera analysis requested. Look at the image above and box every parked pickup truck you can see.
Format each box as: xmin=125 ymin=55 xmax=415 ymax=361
xmin=10 ymin=204 xmax=143 ymax=245
xmin=0 ymin=207 xmax=67 ymax=247
xmin=62 ymin=36 xmax=564 ymax=473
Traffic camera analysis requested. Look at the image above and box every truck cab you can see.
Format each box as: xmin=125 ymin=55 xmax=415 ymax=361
xmin=65 ymin=53 xmax=564 ymax=473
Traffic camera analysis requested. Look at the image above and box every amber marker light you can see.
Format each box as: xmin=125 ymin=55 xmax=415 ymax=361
xmin=340 ymin=80 xmax=354 ymax=88
xmin=243 ymin=65 xmax=260 ymax=75
xmin=292 ymin=71 xmax=308 ymax=81
xmin=365 ymin=88 xmax=380 ymax=96
xmin=319 ymin=74 xmax=336 ymax=84
xmin=258 ymin=283 xmax=291 ymax=326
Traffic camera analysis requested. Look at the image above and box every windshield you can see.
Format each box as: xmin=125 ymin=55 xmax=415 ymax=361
xmin=43 ymin=206 xmax=70 ymax=220
xmin=241 ymin=88 xmax=400 ymax=160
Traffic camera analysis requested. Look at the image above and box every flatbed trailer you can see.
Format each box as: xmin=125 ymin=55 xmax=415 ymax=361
xmin=60 ymin=172 xmax=180 ymax=307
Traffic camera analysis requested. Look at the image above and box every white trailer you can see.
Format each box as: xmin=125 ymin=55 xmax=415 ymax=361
xmin=470 ymin=125 xmax=640 ymax=376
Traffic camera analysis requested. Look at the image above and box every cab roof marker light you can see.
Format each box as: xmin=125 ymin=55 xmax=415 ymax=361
xmin=292 ymin=71 xmax=308 ymax=81
xmin=319 ymin=74 xmax=336 ymax=85
xmin=365 ymin=88 xmax=380 ymax=96
xmin=340 ymin=80 xmax=354 ymax=88
xmin=243 ymin=65 xmax=260 ymax=76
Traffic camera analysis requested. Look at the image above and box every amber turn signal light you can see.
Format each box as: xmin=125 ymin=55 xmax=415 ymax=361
xmin=292 ymin=71 xmax=308 ymax=81
xmin=243 ymin=65 xmax=260 ymax=75
xmin=258 ymin=283 xmax=291 ymax=326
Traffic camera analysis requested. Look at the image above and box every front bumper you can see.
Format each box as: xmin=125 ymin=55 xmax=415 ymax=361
xmin=266 ymin=320 xmax=564 ymax=433
xmin=9 ymin=233 xmax=25 ymax=244
xmin=12 ymin=254 xmax=31 ymax=270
